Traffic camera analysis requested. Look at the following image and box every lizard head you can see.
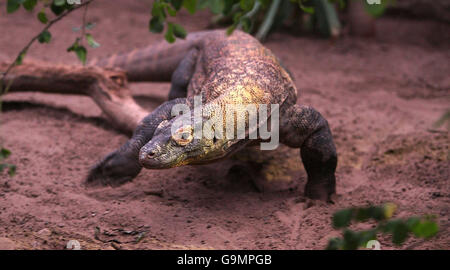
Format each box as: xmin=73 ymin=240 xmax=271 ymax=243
xmin=138 ymin=116 xmax=245 ymax=169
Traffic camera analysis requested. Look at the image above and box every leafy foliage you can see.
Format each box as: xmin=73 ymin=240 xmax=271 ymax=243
xmin=67 ymin=38 xmax=87 ymax=64
xmin=38 ymin=30 xmax=52 ymax=43
xmin=146 ymin=0 xmax=395 ymax=41
xmin=85 ymin=33 xmax=100 ymax=48
xmin=327 ymin=203 xmax=440 ymax=250
xmin=4 ymin=0 xmax=390 ymax=64
xmin=148 ymin=0 xmax=195 ymax=43
xmin=5 ymin=0 xmax=99 ymax=64
xmin=0 ymin=148 xmax=16 ymax=177
xmin=313 ymin=0 xmax=341 ymax=38
xmin=148 ymin=0 xmax=341 ymax=42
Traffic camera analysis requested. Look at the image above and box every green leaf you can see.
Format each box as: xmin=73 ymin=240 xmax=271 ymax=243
xmin=258 ymin=0 xmax=271 ymax=9
xmin=149 ymin=16 xmax=165 ymax=33
xmin=354 ymin=207 xmax=372 ymax=222
xmin=151 ymin=2 xmax=166 ymax=18
xmin=358 ymin=229 xmax=377 ymax=247
xmin=391 ymin=222 xmax=410 ymax=245
xmin=382 ymin=219 xmax=410 ymax=245
xmin=37 ymin=11 xmax=48 ymax=24
xmin=209 ymin=0 xmax=225 ymax=14
xmin=410 ymin=220 xmax=439 ymax=238
xmin=73 ymin=23 xmax=96 ymax=32
xmin=166 ymin=5 xmax=177 ymax=16
xmin=170 ymin=0 xmax=183 ymax=10
xmin=7 ymin=0 xmax=23 ymax=13
xmin=172 ymin=23 xmax=187 ymax=39
xmin=342 ymin=229 xmax=361 ymax=250
xmin=233 ymin=11 xmax=243 ymax=23
xmin=383 ymin=203 xmax=397 ymax=218
xmin=165 ymin=23 xmax=176 ymax=43
xmin=353 ymin=206 xmax=386 ymax=222
xmin=0 ymin=148 xmax=12 ymax=159
xmin=67 ymin=40 xmax=87 ymax=64
xmin=75 ymin=46 xmax=87 ymax=64
xmin=371 ymin=206 xmax=387 ymax=221
xmin=240 ymin=0 xmax=255 ymax=12
xmin=223 ymin=0 xmax=237 ymax=14
xmin=53 ymin=0 xmax=65 ymax=6
xmin=312 ymin=0 xmax=341 ymax=38
xmin=8 ymin=164 xmax=16 ymax=177
xmin=183 ymin=0 xmax=197 ymax=14
xmin=85 ymin=33 xmax=100 ymax=48
xmin=406 ymin=217 xmax=421 ymax=230
xmin=226 ymin=24 xmax=237 ymax=35
xmin=0 ymin=149 xmax=15 ymax=177
xmin=240 ymin=17 xmax=252 ymax=32
xmin=326 ymin=237 xmax=343 ymax=250
xmin=332 ymin=209 xmax=353 ymax=228
xmin=23 ymin=0 xmax=37 ymax=11
xmin=15 ymin=50 xmax=27 ymax=65
xmin=50 ymin=1 xmax=66 ymax=15
xmin=197 ymin=0 xmax=210 ymax=9
xmin=299 ymin=2 xmax=314 ymax=14
xmin=38 ymin=30 xmax=52 ymax=43
xmin=364 ymin=0 xmax=389 ymax=18
xmin=85 ymin=22 xmax=96 ymax=30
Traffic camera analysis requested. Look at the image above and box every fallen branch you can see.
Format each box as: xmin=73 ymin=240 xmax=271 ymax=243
xmin=1 ymin=61 xmax=148 ymax=134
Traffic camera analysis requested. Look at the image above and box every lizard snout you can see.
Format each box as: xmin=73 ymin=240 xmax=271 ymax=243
xmin=138 ymin=143 xmax=180 ymax=169
xmin=139 ymin=147 xmax=160 ymax=168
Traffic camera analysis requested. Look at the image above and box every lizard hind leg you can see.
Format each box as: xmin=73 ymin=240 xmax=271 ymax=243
xmin=168 ymin=48 xmax=198 ymax=100
xmin=279 ymin=104 xmax=338 ymax=202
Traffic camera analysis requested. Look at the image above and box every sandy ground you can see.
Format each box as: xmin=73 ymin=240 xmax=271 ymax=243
xmin=0 ymin=1 xmax=449 ymax=250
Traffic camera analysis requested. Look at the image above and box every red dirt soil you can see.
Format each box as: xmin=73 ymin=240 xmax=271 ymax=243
xmin=0 ymin=1 xmax=448 ymax=250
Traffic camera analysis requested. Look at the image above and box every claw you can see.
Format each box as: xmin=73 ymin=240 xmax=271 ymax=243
xmin=84 ymin=150 xmax=141 ymax=188
xmin=304 ymin=180 xmax=336 ymax=203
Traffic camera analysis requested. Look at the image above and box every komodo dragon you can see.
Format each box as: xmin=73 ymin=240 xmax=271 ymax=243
xmin=86 ymin=30 xmax=337 ymax=202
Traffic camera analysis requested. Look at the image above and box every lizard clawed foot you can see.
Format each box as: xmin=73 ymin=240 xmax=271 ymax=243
xmin=85 ymin=150 xmax=141 ymax=188
xmin=304 ymin=179 xmax=336 ymax=204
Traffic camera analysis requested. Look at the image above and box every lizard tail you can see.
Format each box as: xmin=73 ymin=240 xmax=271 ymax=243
xmin=89 ymin=32 xmax=207 ymax=82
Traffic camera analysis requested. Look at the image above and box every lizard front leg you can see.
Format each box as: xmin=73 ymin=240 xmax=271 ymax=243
xmin=85 ymin=98 xmax=188 ymax=187
xmin=280 ymin=105 xmax=337 ymax=202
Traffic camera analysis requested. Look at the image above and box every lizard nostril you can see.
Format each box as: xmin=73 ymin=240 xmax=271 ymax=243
xmin=147 ymin=151 xmax=155 ymax=158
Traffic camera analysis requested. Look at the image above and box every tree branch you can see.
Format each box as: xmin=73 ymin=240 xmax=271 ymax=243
xmin=1 ymin=61 xmax=148 ymax=134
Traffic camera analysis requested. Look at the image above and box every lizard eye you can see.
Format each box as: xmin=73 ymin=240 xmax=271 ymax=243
xmin=171 ymin=125 xmax=193 ymax=146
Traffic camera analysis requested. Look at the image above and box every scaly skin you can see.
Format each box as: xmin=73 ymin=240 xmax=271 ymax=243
xmin=86 ymin=30 xmax=337 ymax=202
